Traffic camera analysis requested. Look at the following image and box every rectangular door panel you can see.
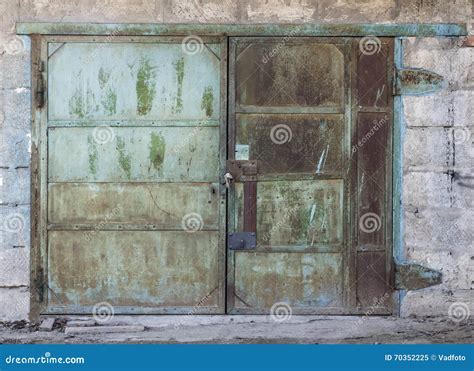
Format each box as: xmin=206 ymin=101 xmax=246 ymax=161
xmin=234 ymin=180 xmax=343 ymax=247
xmin=48 ymin=42 xmax=221 ymax=121
xmin=48 ymin=183 xmax=219 ymax=229
xmin=236 ymin=114 xmax=344 ymax=175
xmin=48 ymin=126 xmax=220 ymax=182
xmin=48 ymin=231 xmax=219 ymax=312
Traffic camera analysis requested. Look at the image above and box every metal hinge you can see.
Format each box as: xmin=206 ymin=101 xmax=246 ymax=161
xmin=34 ymin=61 xmax=45 ymax=108
xmin=394 ymin=261 xmax=442 ymax=290
xmin=393 ymin=67 xmax=444 ymax=96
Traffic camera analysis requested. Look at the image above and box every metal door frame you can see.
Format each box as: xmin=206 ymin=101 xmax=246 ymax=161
xmin=24 ymin=23 xmax=466 ymax=319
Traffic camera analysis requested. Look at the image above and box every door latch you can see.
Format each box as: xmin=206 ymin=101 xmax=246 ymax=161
xmin=228 ymin=232 xmax=256 ymax=250
xmin=224 ymin=172 xmax=233 ymax=189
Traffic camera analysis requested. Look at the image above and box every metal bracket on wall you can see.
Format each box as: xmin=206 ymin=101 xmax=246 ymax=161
xmin=394 ymin=262 xmax=442 ymax=290
xmin=393 ymin=67 xmax=444 ymax=96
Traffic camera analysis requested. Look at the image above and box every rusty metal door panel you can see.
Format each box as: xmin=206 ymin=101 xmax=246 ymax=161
xmin=37 ymin=36 xmax=227 ymax=315
xmin=48 ymin=42 xmax=220 ymax=121
xmin=236 ymin=114 xmax=344 ymax=174
xmin=228 ymin=37 xmax=393 ymax=315
xmin=234 ymin=180 xmax=343 ymax=247
xmin=48 ymin=183 xmax=218 ymax=228
xmin=48 ymin=126 xmax=219 ymax=182
xmin=47 ymin=231 xmax=219 ymax=312
xmin=233 ymin=253 xmax=343 ymax=312
xmin=235 ymin=41 xmax=344 ymax=109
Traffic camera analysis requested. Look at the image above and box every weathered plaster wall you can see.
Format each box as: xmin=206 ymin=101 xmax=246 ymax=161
xmin=0 ymin=0 xmax=472 ymax=321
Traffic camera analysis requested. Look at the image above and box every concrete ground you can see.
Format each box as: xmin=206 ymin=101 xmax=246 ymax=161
xmin=0 ymin=316 xmax=472 ymax=344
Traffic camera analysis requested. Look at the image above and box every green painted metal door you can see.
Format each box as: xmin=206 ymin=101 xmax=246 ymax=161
xmin=227 ymin=37 xmax=394 ymax=315
xmin=41 ymin=36 xmax=227 ymax=314
xmin=36 ymin=35 xmax=394 ymax=316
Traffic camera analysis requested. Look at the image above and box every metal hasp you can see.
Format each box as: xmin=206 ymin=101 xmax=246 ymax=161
xmin=228 ymin=232 xmax=256 ymax=250
xmin=227 ymin=160 xmax=257 ymax=181
xmin=394 ymin=68 xmax=444 ymax=96
xmin=395 ymin=263 xmax=442 ymax=290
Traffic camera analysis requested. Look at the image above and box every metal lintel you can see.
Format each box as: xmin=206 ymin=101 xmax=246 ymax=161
xmin=395 ymin=263 xmax=442 ymax=290
xmin=16 ymin=23 xmax=467 ymax=37
xmin=394 ymin=68 xmax=444 ymax=96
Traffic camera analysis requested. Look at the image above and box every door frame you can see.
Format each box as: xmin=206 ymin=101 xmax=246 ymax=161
xmin=24 ymin=23 xmax=466 ymax=319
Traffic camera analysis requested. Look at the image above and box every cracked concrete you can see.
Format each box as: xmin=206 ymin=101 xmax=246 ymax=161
xmin=0 ymin=316 xmax=472 ymax=344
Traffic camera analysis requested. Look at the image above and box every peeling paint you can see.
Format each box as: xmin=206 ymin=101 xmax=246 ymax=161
xmin=148 ymin=132 xmax=166 ymax=171
xmin=69 ymin=87 xmax=85 ymax=118
xmin=102 ymin=88 xmax=117 ymax=115
xmin=87 ymin=135 xmax=99 ymax=176
xmin=174 ymin=57 xmax=185 ymax=114
xmin=116 ymin=137 xmax=132 ymax=179
xmin=98 ymin=67 xmax=110 ymax=89
xmin=136 ymin=56 xmax=156 ymax=116
xmin=201 ymin=86 xmax=214 ymax=117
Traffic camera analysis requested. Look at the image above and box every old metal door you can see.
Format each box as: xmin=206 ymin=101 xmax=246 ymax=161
xmin=227 ymin=37 xmax=394 ymax=314
xmin=36 ymin=36 xmax=227 ymax=314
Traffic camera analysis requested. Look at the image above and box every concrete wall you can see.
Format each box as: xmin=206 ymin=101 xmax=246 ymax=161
xmin=0 ymin=0 xmax=472 ymax=321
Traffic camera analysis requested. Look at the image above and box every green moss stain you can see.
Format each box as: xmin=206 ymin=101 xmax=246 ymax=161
xmin=116 ymin=137 xmax=132 ymax=179
xmin=102 ymin=88 xmax=117 ymax=115
xmin=201 ymin=86 xmax=214 ymax=117
xmin=69 ymin=88 xmax=86 ymax=118
xmin=174 ymin=57 xmax=185 ymax=114
xmin=87 ymin=135 xmax=98 ymax=176
xmin=136 ymin=57 xmax=156 ymax=116
xmin=98 ymin=67 xmax=110 ymax=89
xmin=148 ymin=132 xmax=166 ymax=171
